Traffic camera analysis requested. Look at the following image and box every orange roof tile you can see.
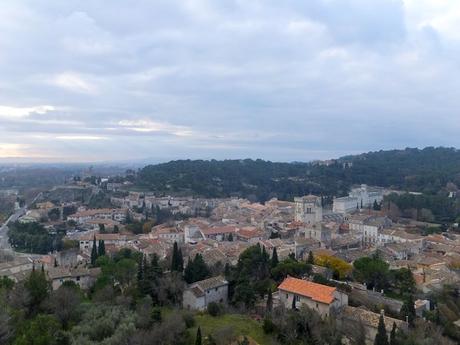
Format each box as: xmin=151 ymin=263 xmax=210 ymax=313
xmin=278 ymin=277 xmax=336 ymax=304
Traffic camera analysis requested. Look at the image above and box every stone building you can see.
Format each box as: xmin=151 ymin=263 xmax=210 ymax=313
xmin=183 ymin=276 xmax=229 ymax=311
xmin=294 ymin=195 xmax=323 ymax=224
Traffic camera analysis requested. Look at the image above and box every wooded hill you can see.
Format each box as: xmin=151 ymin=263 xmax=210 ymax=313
xmin=137 ymin=147 xmax=460 ymax=203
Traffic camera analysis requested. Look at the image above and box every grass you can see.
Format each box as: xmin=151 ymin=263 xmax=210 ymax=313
xmin=191 ymin=313 xmax=275 ymax=345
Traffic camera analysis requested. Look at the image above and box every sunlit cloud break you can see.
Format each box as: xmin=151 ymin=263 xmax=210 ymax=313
xmin=118 ymin=119 xmax=194 ymax=137
xmin=0 ymin=105 xmax=55 ymax=118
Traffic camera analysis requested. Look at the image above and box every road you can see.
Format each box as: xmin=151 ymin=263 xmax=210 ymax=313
xmin=0 ymin=192 xmax=41 ymax=252
xmin=0 ymin=207 xmax=26 ymax=251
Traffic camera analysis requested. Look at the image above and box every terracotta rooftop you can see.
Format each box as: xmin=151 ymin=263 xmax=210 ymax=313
xmin=278 ymin=277 xmax=336 ymax=304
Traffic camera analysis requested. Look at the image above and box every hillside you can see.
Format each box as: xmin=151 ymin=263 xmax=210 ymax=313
xmin=136 ymin=147 xmax=460 ymax=202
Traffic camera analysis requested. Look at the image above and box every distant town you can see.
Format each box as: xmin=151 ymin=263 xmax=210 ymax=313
xmin=1 ymin=160 xmax=460 ymax=344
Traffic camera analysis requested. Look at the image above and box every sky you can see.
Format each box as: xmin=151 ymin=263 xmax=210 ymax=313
xmin=1 ymin=0 xmax=460 ymax=163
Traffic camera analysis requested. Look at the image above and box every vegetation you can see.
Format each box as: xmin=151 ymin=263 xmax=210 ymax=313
xmin=8 ymin=221 xmax=62 ymax=254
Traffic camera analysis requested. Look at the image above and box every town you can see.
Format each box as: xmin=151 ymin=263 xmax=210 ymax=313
xmin=1 ymin=173 xmax=459 ymax=344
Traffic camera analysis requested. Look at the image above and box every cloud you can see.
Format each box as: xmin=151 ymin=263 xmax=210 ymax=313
xmin=52 ymin=72 xmax=97 ymax=94
xmin=0 ymin=105 xmax=55 ymax=118
xmin=118 ymin=119 xmax=194 ymax=137
xmin=0 ymin=1 xmax=459 ymax=162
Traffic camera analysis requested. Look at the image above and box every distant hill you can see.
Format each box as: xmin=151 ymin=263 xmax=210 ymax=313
xmin=136 ymin=147 xmax=460 ymax=202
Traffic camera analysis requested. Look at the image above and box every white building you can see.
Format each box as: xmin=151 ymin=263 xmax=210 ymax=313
xmin=294 ymin=195 xmax=323 ymax=224
xmin=333 ymin=184 xmax=384 ymax=214
xmin=278 ymin=277 xmax=348 ymax=318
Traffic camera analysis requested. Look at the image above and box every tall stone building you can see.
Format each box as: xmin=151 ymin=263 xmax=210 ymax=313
xmin=294 ymin=195 xmax=323 ymax=224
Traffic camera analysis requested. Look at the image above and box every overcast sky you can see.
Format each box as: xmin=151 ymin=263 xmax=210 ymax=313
xmin=0 ymin=0 xmax=460 ymax=163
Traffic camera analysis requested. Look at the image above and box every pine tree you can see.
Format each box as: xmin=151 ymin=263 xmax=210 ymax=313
xmin=271 ymin=247 xmax=279 ymax=268
xmin=307 ymin=250 xmax=315 ymax=264
xmin=195 ymin=327 xmax=202 ymax=345
xmin=389 ymin=322 xmax=397 ymax=345
xmin=374 ymin=314 xmax=389 ymax=345
xmin=98 ymin=240 xmax=106 ymax=257
xmin=90 ymin=235 xmax=98 ymax=266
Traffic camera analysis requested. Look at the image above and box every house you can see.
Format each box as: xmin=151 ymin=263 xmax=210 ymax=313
xmin=278 ymin=277 xmax=348 ymax=318
xmin=68 ymin=208 xmax=127 ymax=224
xmin=183 ymin=276 xmax=229 ymax=311
xmin=340 ymin=306 xmax=406 ymax=343
xmin=201 ymin=225 xmax=238 ymax=241
xmin=236 ymin=227 xmax=265 ymax=243
xmin=47 ymin=266 xmax=101 ymax=290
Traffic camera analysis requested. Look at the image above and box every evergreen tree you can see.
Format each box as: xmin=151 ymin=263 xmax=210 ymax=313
xmin=307 ymin=250 xmax=315 ymax=265
xmin=90 ymin=235 xmax=98 ymax=266
xmin=373 ymin=200 xmax=380 ymax=211
xmin=389 ymin=322 xmax=397 ymax=345
xmin=374 ymin=314 xmax=389 ymax=345
xmin=25 ymin=265 xmax=49 ymax=313
xmin=184 ymin=254 xmax=210 ymax=284
xmin=171 ymin=241 xmax=180 ymax=271
xmin=195 ymin=327 xmax=202 ymax=345
xmin=400 ymin=294 xmax=416 ymax=327
xmin=178 ymin=248 xmax=184 ymax=272
xmin=98 ymin=240 xmax=106 ymax=257
xmin=271 ymin=247 xmax=279 ymax=268
xmin=266 ymin=288 xmax=273 ymax=313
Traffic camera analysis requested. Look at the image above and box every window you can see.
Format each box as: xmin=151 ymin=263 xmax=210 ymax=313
xmin=76 ymin=276 xmax=80 ymax=281
xmin=215 ymin=288 xmax=218 ymax=291
xmin=295 ymin=295 xmax=300 ymax=302
xmin=307 ymin=208 xmax=312 ymax=214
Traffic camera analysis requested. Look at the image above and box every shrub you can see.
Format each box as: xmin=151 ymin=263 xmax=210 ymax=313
xmin=262 ymin=317 xmax=275 ymax=334
xmin=182 ymin=312 xmax=195 ymax=328
xmin=207 ymin=302 xmax=223 ymax=317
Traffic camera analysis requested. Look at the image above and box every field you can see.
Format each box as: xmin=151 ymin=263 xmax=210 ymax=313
xmin=190 ymin=313 xmax=276 ymax=345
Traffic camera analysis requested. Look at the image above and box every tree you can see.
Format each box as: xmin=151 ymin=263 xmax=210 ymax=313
xmin=271 ymin=247 xmax=279 ymax=268
xmin=373 ymin=200 xmax=381 ymax=211
xmin=184 ymin=254 xmax=210 ymax=284
xmin=228 ymin=233 xmax=233 ymax=242
xmin=25 ymin=266 xmax=50 ymax=314
xmin=400 ymin=294 xmax=416 ymax=327
xmin=14 ymin=314 xmax=61 ymax=345
xmin=195 ymin=327 xmax=202 ymax=345
xmin=113 ymin=225 xmax=119 ymax=233
xmin=46 ymin=284 xmax=82 ymax=329
xmin=98 ymin=223 xmax=106 ymax=233
xmin=171 ymin=242 xmax=183 ymax=272
xmin=307 ymin=250 xmax=315 ymax=265
xmin=90 ymin=235 xmax=98 ymax=266
xmin=266 ymin=288 xmax=273 ymax=313
xmin=98 ymin=240 xmax=106 ymax=257
xmin=389 ymin=322 xmax=397 ymax=345
xmin=374 ymin=314 xmax=389 ymax=345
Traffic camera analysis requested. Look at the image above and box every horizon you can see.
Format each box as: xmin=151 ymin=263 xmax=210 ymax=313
xmin=1 ymin=1 xmax=460 ymax=162
xmin=0 ymin=145 xmax=455 ymax=166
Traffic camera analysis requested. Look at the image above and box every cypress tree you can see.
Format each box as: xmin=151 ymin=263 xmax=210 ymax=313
xmin=307 ymin=250 xmax=315 ymax=264
xmin=98 ymin=240 xmax=106 ymax=257
xmin=400 ymin=294 xmax=416 ymax=327
xmin=389 ymin=322 xmax=397 ymax=345
xmin=178 ymin=248 xmax=184 ymax=272
xmin=266 ymin=288 xmax=273 ymax=313
xmin=195 ymin=327 xmax=202 ymax=345
xmin=90 ymin=235 xmax=98 ymax=266
xmin=374 ymin=314 xmax=389 ymax=345
xmin=271 ymin=247 xmax=279 ymax=268
xmin=171 ymin=241 xmax=179 ymax=271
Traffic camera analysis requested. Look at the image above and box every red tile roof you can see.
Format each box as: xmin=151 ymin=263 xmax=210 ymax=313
xmin=278 ymin=277 xmax=336 ymax=304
